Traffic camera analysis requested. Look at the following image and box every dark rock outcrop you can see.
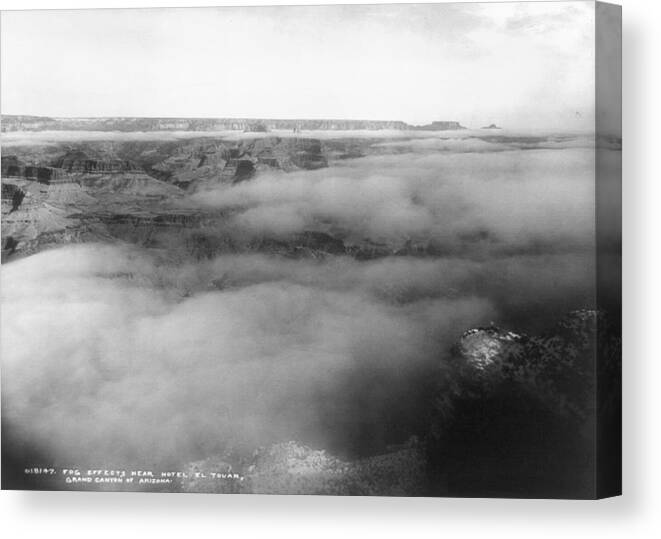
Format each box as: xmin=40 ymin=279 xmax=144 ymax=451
xmin=222 ymin=158 xmax=256 ymax=183
xmin=1 ymin=183 xmax=26 ymax=212
xmin=427 ymin=310 xmax=621 ymax=498
xmin=1 ymin=235 xmax=19 ymax=261
xmin=288 ymin=138 xmax=327 ymax=170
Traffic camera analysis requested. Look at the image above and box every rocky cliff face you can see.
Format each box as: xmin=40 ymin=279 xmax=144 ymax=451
xmin=1 ymin=155 xmax=71 ymax=184
xmin=0 ymin=153 xmax=186 ymax=261
xmin=143 ymin=142 xmax=230 ymax=188
xmin=239 ymin=137 xmax=328 ymax=171
xmin=51 ymin=150 xmax=139 ymax=174
xmin=143 ymin=137 xmax=327 ymax=190
xmin=1 ymin=134 xmax=341 ymax=260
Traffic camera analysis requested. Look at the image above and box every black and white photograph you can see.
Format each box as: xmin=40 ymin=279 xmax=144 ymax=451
xmin=1 ymin=1 xmax=621 ymax=500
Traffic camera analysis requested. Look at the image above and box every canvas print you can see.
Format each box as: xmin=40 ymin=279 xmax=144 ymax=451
xmin=0 ymin=2 xmax=621 ymax=498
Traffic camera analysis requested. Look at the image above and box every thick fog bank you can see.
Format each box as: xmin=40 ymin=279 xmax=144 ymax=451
xmin=193 ymin=147 xmax=597 ymax=253
xmin=1 ymin=245 xmax=493 ymax=467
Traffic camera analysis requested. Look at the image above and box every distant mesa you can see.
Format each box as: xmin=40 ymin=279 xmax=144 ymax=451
xmin=0 ymin=115 xmax=466 ymax=133
xmin=411 ymin=121 xmax=466 ymax=131
xmin=481 ymin=123 xmax=502 ymax=129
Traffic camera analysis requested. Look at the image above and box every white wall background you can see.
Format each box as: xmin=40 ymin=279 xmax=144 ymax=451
xmin=1 ymin=0 xmax=658 ymax=538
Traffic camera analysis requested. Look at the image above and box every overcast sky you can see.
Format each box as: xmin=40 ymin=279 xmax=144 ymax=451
xmin=1 ymin=2 xmax=595 ymax=129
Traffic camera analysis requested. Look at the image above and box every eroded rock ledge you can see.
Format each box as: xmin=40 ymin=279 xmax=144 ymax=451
xmin=1 ymin=155 xmax=71 ymax=184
